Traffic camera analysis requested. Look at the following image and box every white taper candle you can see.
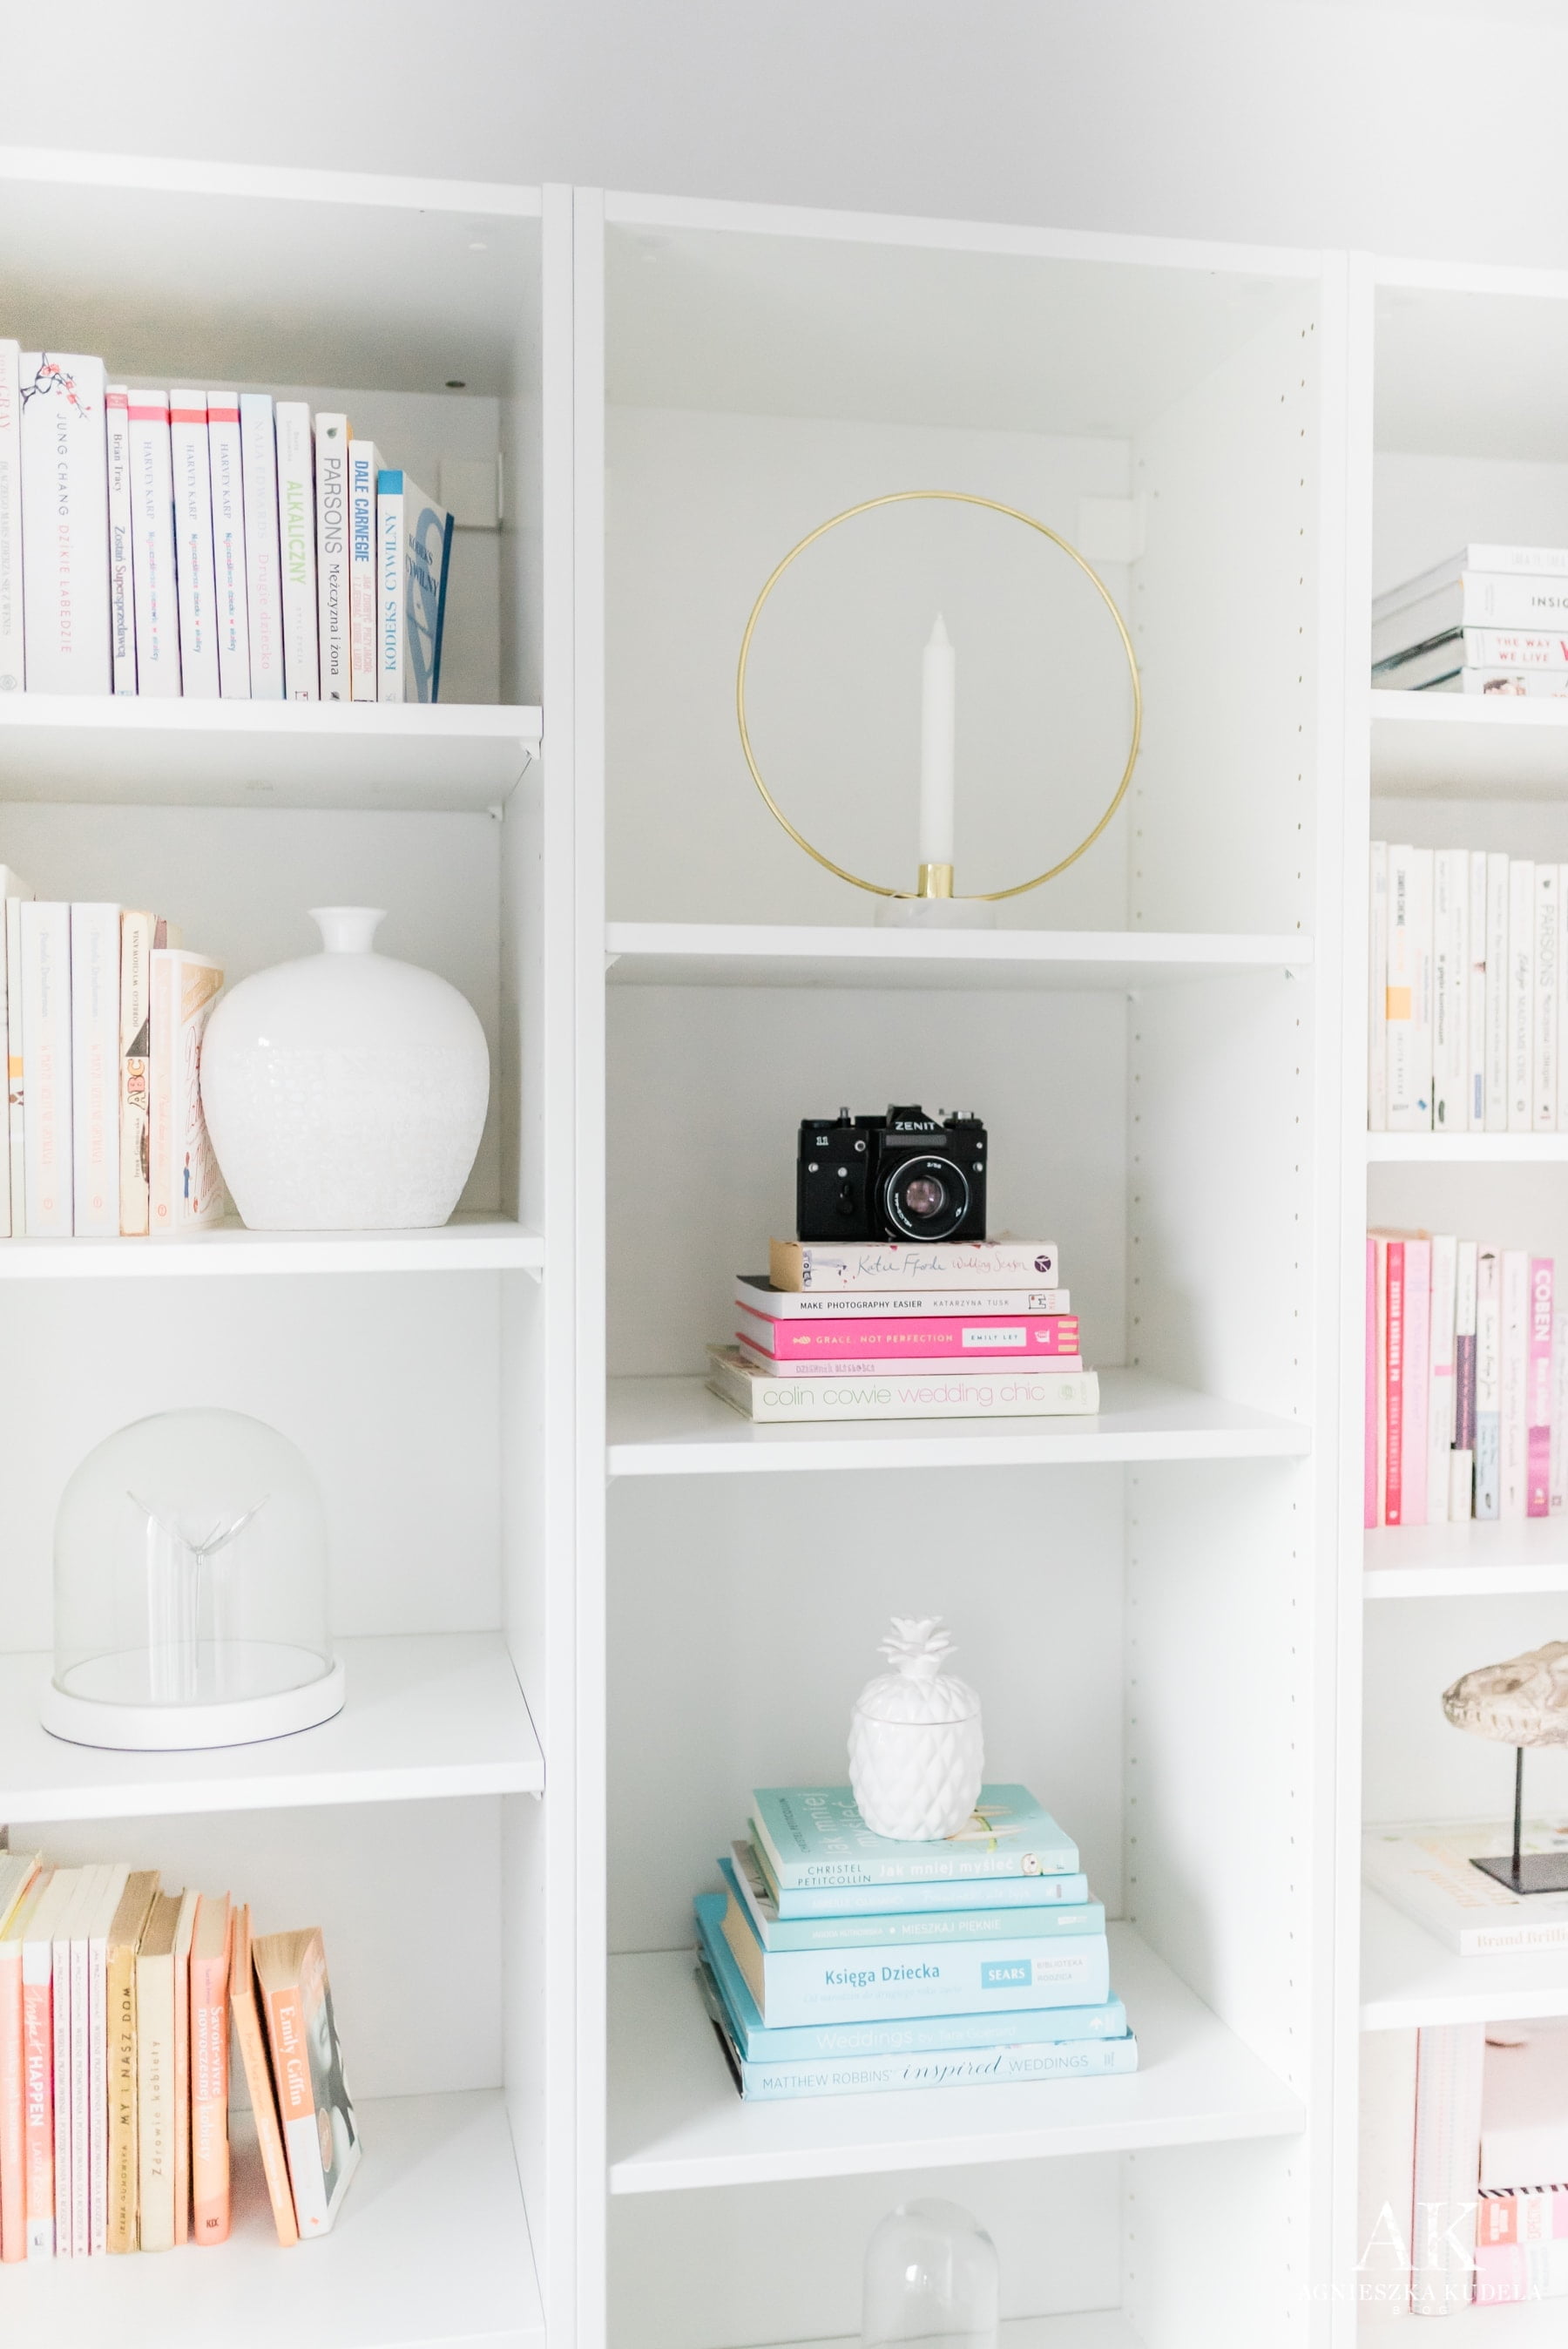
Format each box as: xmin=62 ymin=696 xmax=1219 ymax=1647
xmin=918 ymin=614 xmax=956 ymax=870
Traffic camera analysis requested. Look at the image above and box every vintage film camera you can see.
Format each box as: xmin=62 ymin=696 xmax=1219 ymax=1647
xmin=795 ymin=1106 xmax=988 ymax=1243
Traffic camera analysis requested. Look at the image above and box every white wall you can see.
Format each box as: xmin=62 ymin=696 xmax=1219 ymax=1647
xmin=12 ymin=2 xmax=1568 ymax=265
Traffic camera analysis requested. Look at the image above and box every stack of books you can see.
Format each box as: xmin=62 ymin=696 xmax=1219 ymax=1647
xmin=0 ymin=869 xmax=223 ymax=1239
xmin=0 ymin=1851 xmax=359 ymax=2261
xmin=1369 ymin=841 xmax=1568 ymax=1134
xmin=1372 ymin=545 xmax=1568 ymax=695
xmin=0 ymin=342 xmax=453 ymax=704
xmin=1366 ymin=1230 xmax=1564 ymax=1525
xmin=706 ymin=1239 xmax=1101 ymax=1424
xmin=694 ymin=1786 xmax=1136 ymax=2101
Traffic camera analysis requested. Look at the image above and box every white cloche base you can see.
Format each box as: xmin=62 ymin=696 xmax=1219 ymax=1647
xmin=875 ymin=896 xmax=997 ymax=930
xmin=40 ymin=1657 xmax=347 ymax=1750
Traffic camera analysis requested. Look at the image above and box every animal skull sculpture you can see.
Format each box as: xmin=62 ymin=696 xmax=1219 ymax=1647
xmin=1443 ymin=1640 xmax=1568 ymax=1748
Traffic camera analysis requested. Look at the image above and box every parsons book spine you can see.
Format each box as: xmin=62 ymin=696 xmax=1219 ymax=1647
xmin=275 ymin=401 xmax=319 ymax=699
xmin=314 ymin=412 xmax=350 ymax=700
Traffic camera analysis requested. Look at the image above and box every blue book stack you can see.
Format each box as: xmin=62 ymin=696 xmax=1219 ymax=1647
xmin=694 ymin=1785 xmax=1139 ymax=2101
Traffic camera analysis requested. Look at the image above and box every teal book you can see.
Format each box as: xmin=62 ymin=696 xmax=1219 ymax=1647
xmin=693 ymin=1896 xmax=1127 ymax=2062
xmin=727 ymin=1847 xmax=1103 ymax=1953
xmin=715 ymin=1875 xmax=1110 ymax=2027
xmin=754 ymin=1845 xmax=1089 ymax=1922
xmin=751 ymin=1784 xmax=1078 ymax=1892
xmin=696 ymin=1956 xmax=1138 ymax=2101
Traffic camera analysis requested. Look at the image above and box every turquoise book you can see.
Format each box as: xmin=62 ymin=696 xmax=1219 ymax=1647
xmin=727 ymin=1847 xmax=1101 ymax=1953
xmin=751 ymin=1785 xmax=1078 ymax=1892
xmin=693 ymin=1895 xmax=1127 ymax=2062
xmin=695 ymin=1955 xmax=1139 ymax=2102
xmin=754 ymin=1846 xmax=1090 ymax=1922
xmin=715 ymin=1873 xmax=1110 ymax=2027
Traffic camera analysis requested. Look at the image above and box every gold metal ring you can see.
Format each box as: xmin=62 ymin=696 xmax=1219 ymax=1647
xmin=736 ymin=490 xmax=1143 ymax=900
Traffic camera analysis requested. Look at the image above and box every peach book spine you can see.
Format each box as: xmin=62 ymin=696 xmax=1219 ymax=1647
xmin=190 ymin=1896 xmax=233 ymax=2244
xmin=229 ymin=1906 xmax=298 ymax=2248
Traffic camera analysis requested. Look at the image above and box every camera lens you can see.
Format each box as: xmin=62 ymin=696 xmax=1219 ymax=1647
xmin=882 ymin=1156 xmax=970 ymax=1241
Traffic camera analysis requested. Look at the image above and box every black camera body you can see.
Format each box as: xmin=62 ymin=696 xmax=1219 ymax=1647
xmin=796 ymin=1106 xmax=988 ymax=1244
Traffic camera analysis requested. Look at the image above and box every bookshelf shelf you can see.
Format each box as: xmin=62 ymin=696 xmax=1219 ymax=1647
xmin=1370 ymin=688 xmax=1568 ymax=801
xmin=1364 ymin=1519 xmax=1568 ymax=1597
xmin=1361 ymin=1888 xmax=1568 ymax=2031
xmin=764 ymin=2320 xmax=1142 ymax=2349
xmin=606 ymin=1925 xmax=1303 ymax=2193
xmin=605 ymin=924 xmax=1313 ymax=992
xmin=0 ymin=1216 xmax=544 ymax=1278
xmin=0 ymin=2088 xmax=543 ymax=2349
xmin=0 ymin=1634 xmax=544 ymax=1821
xmin=0 ymin=696 xmax=542 ymax=813
xmin=1366 ymin=1132 xmax=1568 ymax=1162
xmin=605 ymin=1369 xmax=1310 ymax=1477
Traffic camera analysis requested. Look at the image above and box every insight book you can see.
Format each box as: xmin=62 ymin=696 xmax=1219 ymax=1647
xmin=752 ymin=1784 xmax=1078 ymax=1891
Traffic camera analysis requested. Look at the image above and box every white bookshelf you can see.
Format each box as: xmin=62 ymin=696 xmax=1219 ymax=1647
xmin=608 ymin=1927 xmax=1303 ymax=2195
xmin=1364 ymin=1520 xmax=1568 ymax=1597
xmin=0 ymin=1215 xmax=544 ymax=1276
xmin=605 ymin=923 xmax=1313 ymax=992
xmin=1369 ymin=689 xmax=1568 ymax=799
xmin=1361 ymin=1891 xmax=1568 ymax=2032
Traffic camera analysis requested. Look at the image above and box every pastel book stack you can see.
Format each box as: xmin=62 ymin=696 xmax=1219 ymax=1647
xmin=693 ymin=1786 xmax=1136 ymax=2101
xmin=0 ymin=879 xmax=225 ymax=1241
xmin=707 ymin=1240 xmax=1099 ymax=1423
xmin=1365 ymin=1229 xmax=1565 ymax=1526
xmin=0 ymin=1851 xmax=358 ymax=2259
xmin=0 ymin=342 xmax=453 ymax=702
xmin=1372 ymin=546 xmax=1568 ymax=694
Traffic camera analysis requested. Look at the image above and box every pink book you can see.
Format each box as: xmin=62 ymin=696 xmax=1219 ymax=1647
xmin=1402 ymin=1239 xmax=1431 ymax=1527
xmin=1529 ymin=1258 xmax=1554 ymax=1517
xmin=1474 ymin=2238 xmax=1568 ymax=2303
xmin=1375 ymin=1234 xmax=1389 ymax=1525
xmin=1386 ymin=1241 xmax=1406 ymax=1526
xmin=737 ymin=1310 xmax=1081 ymax=1360
xmin=1366 ymin=1237 xmax=1378 ymax=1528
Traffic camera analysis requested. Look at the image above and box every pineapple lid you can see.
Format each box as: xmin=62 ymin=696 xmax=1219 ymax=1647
xmin=853 ymin=1616 xmax=979 ymax=1726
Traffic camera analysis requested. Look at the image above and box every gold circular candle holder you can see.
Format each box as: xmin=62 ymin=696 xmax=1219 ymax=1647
xmin=736 ymin=490 xmax=1144 ymax=902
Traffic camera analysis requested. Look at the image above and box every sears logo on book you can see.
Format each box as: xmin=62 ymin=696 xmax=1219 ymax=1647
xmin=981 ymin=1959 xmax=1032 ymax=1991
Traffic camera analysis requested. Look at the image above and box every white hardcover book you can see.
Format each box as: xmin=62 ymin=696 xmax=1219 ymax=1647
xmin=50 ymin=1869 xmax=86 ymax=2259
xmin=1468 ymin=849 xmax=1488 ymax=1131
xmin=1553 ymin=1313 xmax=1568 ymax=1515
xmin=69 ymin=1863 xmax=111 ymax=2258
xmin=118 ymin=911 xmax=156 ymax=1237
xmin=0 ymin=906 xmax=10 ymax=1235
xmin=0 ymin=340 xmax=23 ymax=692
xmin=1427 ymin=1234 xmax=1458 ymax=1525
xmin=314 ymin=412 xmax=350 ymax=699
xmin=5 ymin=884 xmax=29 ymax=1235
xmin=706 ymin=1344 xmax=1099 ymax=1423
xmin=1538 ymin=863 xmax=1560 ymax=1129
xmin=1560 ymin=865 xmax=1568 ymax=1132
xmin=105 ymin=388 xmax=135 ymax=694
xmin=1432 ymin=850 xmax=1468 ymax=1133
xmin=1369 ymin=842 xmax=1388 ymax=1131
xmin=275 ymin=402 xmax=319 ymax=699
xmin=1477 ymin=1246 xmax=1502 ymax=1521
xmin=1388 ymin=846 xmax=1433 ymax=1130
xmin=1503 ymin=1249 xmax=1531 ymax=1520
xmin=239 ymin=393 xmax=283 ymax=698
xmin=348 ymin=436 xmax=379 ymax=697
xmin=70 ymin=904 xmax=120 ymax=1236
xmin=19 ymin=353 xmax=110 ymax=694
xmin=86 ymin=1865 xmax=125 ymax=2257
xmin=126 ymin=393 xmax=180 ymax=696
xmin=169 ymin=393 xmax=219 ymax=698
xmin=1485 ymin=853 xmax=1511 ymax=1131
xmin=20 ymin=903 xmax=71 ymax=1235
xmin=206 ymin=396 xmax=250 ymax=698
xmin=1509 ymin=861 xmax=1537 ymax=1132
xmin=376 ymin=467 xmax=403 ymax=701
xmin=149 ymin=949 xmax=225 ymax=1234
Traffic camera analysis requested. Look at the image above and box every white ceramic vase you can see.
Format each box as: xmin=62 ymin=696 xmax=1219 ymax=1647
xmin=199 ymin=908 xmax=490 ymax=1231
xmin=848 ymin=1616 xmax=984 ymax=1842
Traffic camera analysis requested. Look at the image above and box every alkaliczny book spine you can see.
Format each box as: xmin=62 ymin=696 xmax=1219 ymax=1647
xmin=71 ymin=903 xmax=120 ymax=1237
xmin=105 ymin=388 xmax=135 ymax=694
xmin=1529 ymin=1258 xmax=1555 ymax=1517
xmin=348 ymin=437 xmax=379 ymax=696
xmin=18 ymin=353 xmax=111 ymax=694
xmin=206 ymin=397 xmax=250 ymax=698
xmin=169 ymin=393 xmax=219 ymax=699
xmin=127 ymin=393 xmax=180 ymax=696
xmin=239 ymin=394 xmax=283 ymax=698
xmin=1476 ymin=1244 xmax=1502 ymax=1520
xmin=314 ymin=412 xmax=350 ymax=700
xmin=0 ymin=341 xmax=22 ymax=693
xmin=20 ymin=904 xmax=71 ymax=1236
xmin=275 ymin=402 xmax=319 ymax=699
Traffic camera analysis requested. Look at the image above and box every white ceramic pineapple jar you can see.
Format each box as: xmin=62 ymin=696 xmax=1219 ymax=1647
xmin=848 ymin=1617 xmax=984 ymax=1841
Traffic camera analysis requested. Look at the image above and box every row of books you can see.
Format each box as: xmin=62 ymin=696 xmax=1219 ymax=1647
xmin=706 ymin=1241 xmax=1101 ymax=1423
xmin=1361 ymin=2015 xmax=1568 ymax=2312
xmin=0 ymin=870 xmax=222 ymax=1238
xmin=0 ymin=1851 xmax=358 ymax=2262
xmin=697 ymin=1786 xmax=1136 ymax=2101
xmin=1372 ymin=543 xmax=1568 ymax=694
xmin=1369 ymin=843 xmax=1568 ymax=1134
xmin=1365 ymin=1232 xmax=1564 ymax=1527
xmin=0 ymin=346 xmax=452 ymax=703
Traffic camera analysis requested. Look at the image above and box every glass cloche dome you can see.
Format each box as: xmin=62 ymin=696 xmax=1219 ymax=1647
xmin=862 ymin=2198 xmax=1000 ymax=2349
xmin=42 ymin=1408 xmax=344 ymax=1751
